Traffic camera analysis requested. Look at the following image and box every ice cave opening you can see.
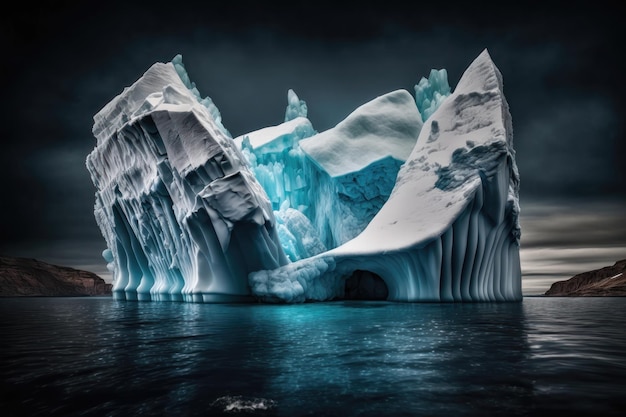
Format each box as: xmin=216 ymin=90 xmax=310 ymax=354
xmin=343 ymin=270 xmax=389 ymax=301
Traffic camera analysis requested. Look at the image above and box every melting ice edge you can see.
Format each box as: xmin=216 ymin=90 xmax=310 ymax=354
xmin=86 ymin=49 xmax=521 ymax=303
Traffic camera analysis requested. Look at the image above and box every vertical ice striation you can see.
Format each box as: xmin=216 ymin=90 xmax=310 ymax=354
xmin=86 ymin=57 xmax=288 ymax=302
xmin=234 ymin=115 xmax=316 ymax=212
xmin=233 ymin=90 xmax=321 ymax=262
xmin=250 ymin=49 xmax=522 ymax=303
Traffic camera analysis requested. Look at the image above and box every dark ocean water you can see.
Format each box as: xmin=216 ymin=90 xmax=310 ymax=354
xmin=1 ymin=296 xmax=625 ymax=416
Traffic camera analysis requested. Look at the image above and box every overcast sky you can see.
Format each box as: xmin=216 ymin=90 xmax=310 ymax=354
xmin=1 ymin=1 xmax=624 ymax=294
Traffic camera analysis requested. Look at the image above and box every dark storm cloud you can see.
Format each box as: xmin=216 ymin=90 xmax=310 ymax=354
xmin=26 ymin=149 xmax=101 ymax=237
xmin=516 ymin=97 xmax=620 ymax=196
xmin=520 ymin=199 xmax=626 ymax=294
xmin=520 ymin=199 xmax=626 ymax=250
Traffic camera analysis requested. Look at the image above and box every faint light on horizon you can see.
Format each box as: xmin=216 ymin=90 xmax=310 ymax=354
xmin=521 ymin=247 xmax=626 ymax=295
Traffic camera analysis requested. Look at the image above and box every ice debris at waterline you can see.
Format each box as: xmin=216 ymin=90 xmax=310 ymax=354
xmin=86 ymin=49 xmax=521 ymax=303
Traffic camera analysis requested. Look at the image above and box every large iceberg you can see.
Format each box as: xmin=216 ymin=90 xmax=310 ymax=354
xmin=87 ymin=49 xmax=521 ymax=303
xmin=86 ymin=56 xmax=288 ymax=302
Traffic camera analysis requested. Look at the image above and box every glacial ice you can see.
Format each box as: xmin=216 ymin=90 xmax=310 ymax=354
xmin=298 ymin=89 xmax=423 ymax=249
xmin=86 ymin=56 xmax=288 ymax=302
xmin=233 ymin=87 xmax=427 ymax=258
xmin=233 ymin=96 xmax=320 ymax=261
xmin=249 ymin=50 xmax=521 ymax=302
xmin=234 ymin=115 xmax=316 ymax=213
xmin=284 ymin=89 xmax=308 ymax=122
xmin=87 ymin=48 xmax=521 ymax=303
xmin=414 ymin=69 xmax=451 ymax=122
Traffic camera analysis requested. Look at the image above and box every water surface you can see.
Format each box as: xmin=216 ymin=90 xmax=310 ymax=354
xmin=1 ymin=297 xmax=625 ymax=416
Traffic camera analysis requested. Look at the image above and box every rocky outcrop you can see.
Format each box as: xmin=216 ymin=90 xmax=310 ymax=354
xmin=545 ymin=259 xmax=626 ymax=296
xmin=0 ymin=256 xmax=112 ymax=297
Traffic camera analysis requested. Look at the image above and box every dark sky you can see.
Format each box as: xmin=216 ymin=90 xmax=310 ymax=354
xmin=1 ymin=1 xmax=624 ymax=293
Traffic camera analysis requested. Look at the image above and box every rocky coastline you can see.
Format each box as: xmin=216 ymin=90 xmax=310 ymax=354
xmin=545 ymin=259 xmax=626 ymax=296
xmin=0 ymin=256 xmax=111 ymax=297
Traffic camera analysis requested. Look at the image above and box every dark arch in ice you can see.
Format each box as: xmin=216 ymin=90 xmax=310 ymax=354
xmin=343 ymin=270 xmax=389 ymax=300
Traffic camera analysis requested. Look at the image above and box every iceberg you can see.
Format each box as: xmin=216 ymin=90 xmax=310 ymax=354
xmin=86 ymin=55 xmax=288 ymax=302
xmin=87 ymin=48 xmax=521 ymax=303
xmin=249 ymin=50 xmax=521 ymax=302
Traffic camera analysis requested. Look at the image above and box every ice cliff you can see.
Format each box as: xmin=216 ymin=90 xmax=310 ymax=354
xmin=86 ymin=56 xmax=288 ymax=302
xmin=87 ymin=49 xmax=521 ymax=303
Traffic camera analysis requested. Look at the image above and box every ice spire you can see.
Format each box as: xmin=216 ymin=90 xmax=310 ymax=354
xmin=284 ymin=89 xmax=308 ymax=122
xmin=414 ymin=68 xmax=451 ymax=122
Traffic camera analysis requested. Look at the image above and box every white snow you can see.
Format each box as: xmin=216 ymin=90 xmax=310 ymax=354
xmin=233 ymin=117 xmax=313 ymax=151
xmin=299 ymin=90 xmax=422 ymax=177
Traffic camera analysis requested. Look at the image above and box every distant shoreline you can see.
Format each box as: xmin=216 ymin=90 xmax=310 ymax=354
xmin=0 ymin=256 xmax=112 ymax=297
xmin=544 ymin=259 xmax=626 ymax=297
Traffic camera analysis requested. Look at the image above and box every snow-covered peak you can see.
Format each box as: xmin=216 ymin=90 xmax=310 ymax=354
xmin=454 ymin=49 xmax=501 ymax=98
xmin=337 ymin=48 xmax=517 ymax=253
xmin=299 ymin=89 xmax=422 ymax=177
xmin=92 ymin=62 xmax=185 ymax=145
xmin=92 ymin=56 xmax=231 ymax=146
